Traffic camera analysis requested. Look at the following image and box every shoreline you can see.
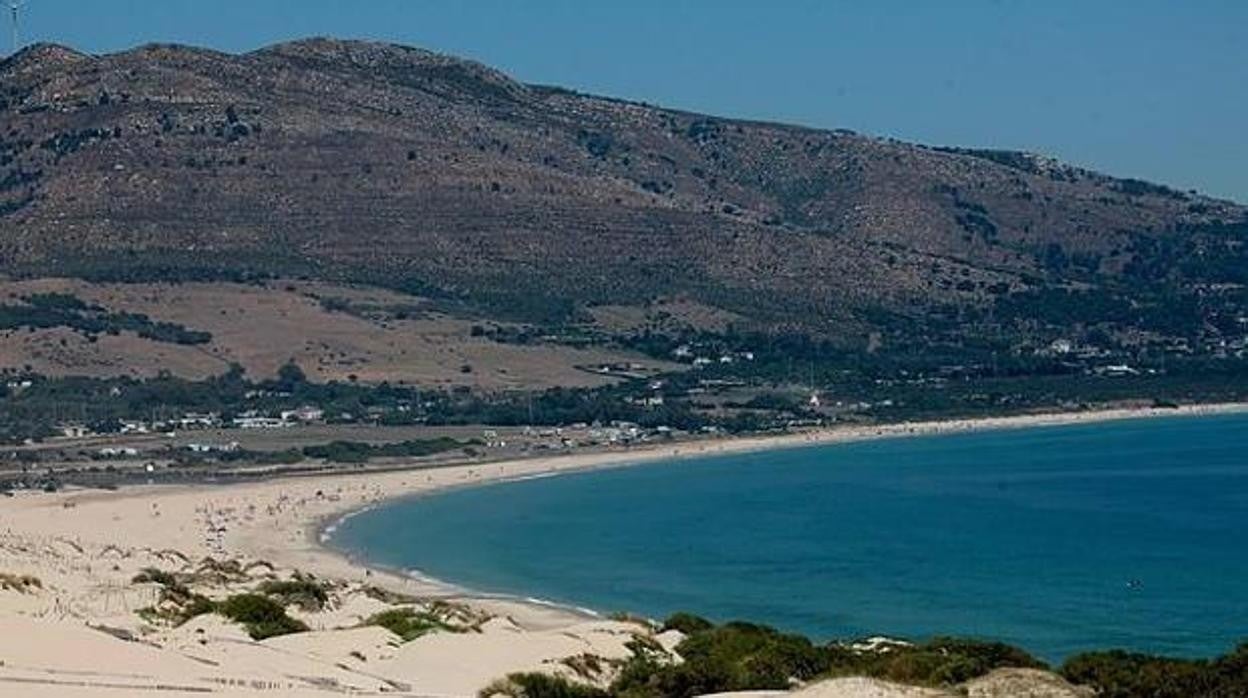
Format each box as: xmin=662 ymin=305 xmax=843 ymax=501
xmin=306 ymin=400 xmax=1248 ymax=615
xmin=2 ymin=401 xmax=1245 ymax=695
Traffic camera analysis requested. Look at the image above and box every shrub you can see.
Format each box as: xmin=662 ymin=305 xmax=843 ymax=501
xmin=1060 ymin=645 xmax=1248 ymax=698
xmin=612 ymin=615 xmax=1048 ymax=697
xmin=362 ymin=607 xmax=455 ymax=642
xmin=215 ymin=593 xmax=308 ymax=640
xmin=561 ymin=653 xmax=606 ymax=680
xmin=823 ymin=636 xmax=1044 ymax=688
xmin=131 ymin=566 xmax=220 ymax=625
xmin=482 ymin=672 xmax=609 ymax=698
xmin=613 ymin=620 xmax=826 ymax=697
xmin=258 ymin=577 xmax=329 ymax=611
xmin=132 ymin=567 xmax=179 ymax=588
xmin=132 ymin=567 xmax=200 ymax=606
xmin=180 ymin=594 xmax=217 ymax=622
xmin=662 ymin=612 xmax=713 ymax=635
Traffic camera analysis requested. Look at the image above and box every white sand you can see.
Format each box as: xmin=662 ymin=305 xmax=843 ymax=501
xmin=1 ymin=402 xmax=1241 ymax=696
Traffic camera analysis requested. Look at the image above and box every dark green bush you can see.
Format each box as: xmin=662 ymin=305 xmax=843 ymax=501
xmin=0 ymin=293 xmax=211 ymax=345
xmin=363 ymin=607 xmax=454 ymax=642
xmin=215 ymin=593 xmax=308 ymax=640
xmin=821 ymin=636 xmax=1044 ymax=687
xmin=612 ymin=614 xmax=1050 ymax=698
xmin=661 ymin=612 xmax=713 ymax=635
xmin=180 ymin=594 xmax=216 ymax=622
xmin=612 ymin=620 xmax=827 ymax=698
xmin=483 ymin=672 xmax=609 ymax=698
xmin=1061 ymin=644 xmax=1248 ymax=698
xmin=302 ymin=437 xmax=466 ymax=463
xmin=257 ymin=578 xmax=330 ymax=611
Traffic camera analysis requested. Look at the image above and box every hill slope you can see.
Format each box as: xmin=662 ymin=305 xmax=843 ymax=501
xmin=0 ymin=38 xmax=1244 ymax=354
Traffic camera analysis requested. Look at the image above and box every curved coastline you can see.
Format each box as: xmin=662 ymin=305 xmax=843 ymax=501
xmin=313 ymin=455 xmax=668 ymax=612
xmin=308 ymin=401 xmax=1248 ymax=626
xmin=4 ymin=402 xmax=1243 ymax=696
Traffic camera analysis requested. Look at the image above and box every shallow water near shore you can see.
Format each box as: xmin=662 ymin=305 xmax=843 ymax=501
xmin=332 ymin=413 xmax=1248 ymax=662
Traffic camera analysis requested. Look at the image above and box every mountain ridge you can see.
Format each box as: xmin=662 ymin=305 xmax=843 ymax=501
xmin=0 ymin=38 xmax=1244 ymax=354
xmin=2 ymin=38 xmax=1238 ymax=200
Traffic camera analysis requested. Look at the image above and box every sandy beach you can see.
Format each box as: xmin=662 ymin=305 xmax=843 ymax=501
xmin=1 ymin=402 xmax=1243 ymax=696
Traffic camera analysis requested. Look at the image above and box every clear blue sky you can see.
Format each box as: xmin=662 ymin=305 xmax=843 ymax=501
xmin=16 ymin=0 xmax=1248 ymax=202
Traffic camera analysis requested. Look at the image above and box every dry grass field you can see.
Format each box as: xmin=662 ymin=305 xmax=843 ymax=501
xmin=0 ymin=279 xmax=676 ymax=389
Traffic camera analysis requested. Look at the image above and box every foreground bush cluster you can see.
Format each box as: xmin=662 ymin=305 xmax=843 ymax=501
xmin=1061 ymin=646 xmax=1248 ymax=698
xmin=135 ymin=568 xmax=315 ymax=640
xmin=128 ymin=568 xmax=1248 ymax=697
xmin=487 ymin=613 xmax=1248 ymax=698
xmin=363 ymin=607 xmax=459 ymax=642
xmin=213 ymin=593 xmax=309 ymax=639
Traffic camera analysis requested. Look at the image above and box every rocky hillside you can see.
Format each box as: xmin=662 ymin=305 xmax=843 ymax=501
xmin=0 ymin=38 xmax=1244 ymax=350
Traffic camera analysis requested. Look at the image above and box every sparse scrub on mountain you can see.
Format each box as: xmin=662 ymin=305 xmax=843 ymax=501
xmin=0 ymin=292 xmax=212 ymax=345
xmin=0 ymin=37 xmax=1242 ymax=355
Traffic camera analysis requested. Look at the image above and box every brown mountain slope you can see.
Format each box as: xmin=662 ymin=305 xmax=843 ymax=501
xmin=0 ymin=38 xmax=1244 ymax=345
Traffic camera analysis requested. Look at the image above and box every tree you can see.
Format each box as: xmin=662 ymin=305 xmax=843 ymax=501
xmin=275 ymin=360 xmax=307 ymax=392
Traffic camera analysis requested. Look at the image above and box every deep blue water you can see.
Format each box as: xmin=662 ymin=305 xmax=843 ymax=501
xmin=332 ymin=414 xmax=1248 ymax=661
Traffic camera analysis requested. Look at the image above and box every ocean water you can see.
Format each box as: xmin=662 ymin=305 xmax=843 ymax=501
xmin=331 ymin=413 xmax=1248 ymax=661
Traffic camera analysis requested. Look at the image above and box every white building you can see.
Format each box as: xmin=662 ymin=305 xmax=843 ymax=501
xmin=232 ymin=416 xmax=289 ymax=429
xmin=187 ymin=441 xmax=240 ymax=453
xmin=280 ymin=406 xmax=324 ymax=423
xmin=98 ymin=447 xmax=139 ymax=458
xmin=59 ymin=424 xmax=91 ymax=438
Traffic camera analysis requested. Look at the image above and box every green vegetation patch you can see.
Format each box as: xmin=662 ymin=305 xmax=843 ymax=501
xmin=301 ymin=437 xmax=470 ymax=464
xmin=482 ymin=672 xmax=610 ymax=698
xmin=612 ymin=614 xmax=1046 ymax=698
xmin=821 ymin=636 xmax=1045 ymax=687
xmin=0 ymin=292 xmax=212 ymax=345
xmin=358 ymin=599 xmax=487 ymax=642
xmin=215 ymin=593 xmax=309 ymax=640
xmin=257 ymin=577 xmax=330 ymax=611
xmin=132 ymin=567 xmax=216 ymax=625
xmin=133 ymin=569 xmax=309 ymax=639
xmin=1060 ymin=645 xmax=1248 ymax=698
xmin=614 ymin=619 xmax=829 ymax=697
xmin=359 ymin=609 xmax=461 ymax=644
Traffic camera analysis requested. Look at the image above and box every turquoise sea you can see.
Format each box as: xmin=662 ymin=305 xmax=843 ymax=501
xmin=331 ymin=413 xmax=1248 ymax=661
